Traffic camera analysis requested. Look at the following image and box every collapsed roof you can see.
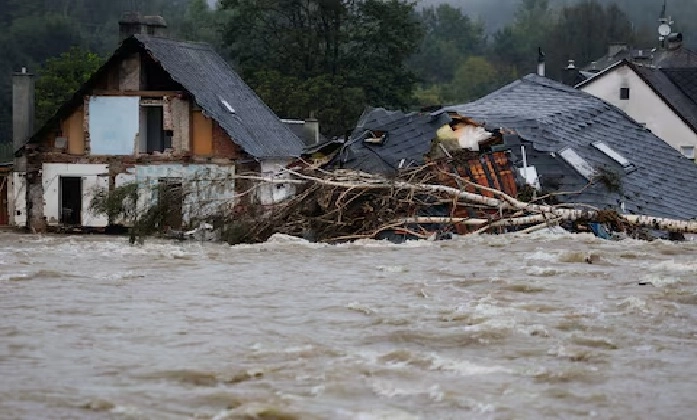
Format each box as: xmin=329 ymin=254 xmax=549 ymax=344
xmin=447 ymin=74 xmax=697 ymax=220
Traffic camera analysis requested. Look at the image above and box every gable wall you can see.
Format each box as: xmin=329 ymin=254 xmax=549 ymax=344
xmin=24 ymin=46 xmax=252 ymax=232
xmin=580 ymin=66 xmax=697 ymax=160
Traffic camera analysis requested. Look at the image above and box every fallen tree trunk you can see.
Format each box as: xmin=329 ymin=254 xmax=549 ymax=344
xmin=227 ymin=168 xmax=697 ymax=243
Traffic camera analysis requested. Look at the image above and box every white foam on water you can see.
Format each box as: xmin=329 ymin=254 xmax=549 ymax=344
xmin=347 ymin=302 xmax=377 ymax=315
xmin=369 ymin=378 xmax=444 ymax=401
xmin=429 ymin=354 xmax=512 ymax=376
xmin=617 ymin=296 xmax=650 ymax=313
xmin=375 ymin=265 xmax=409 ymax=273
xmin=525 ymin=266 xmax=561 ymax=277
xmin=0 ymin=272 xmax=29 ymax=281
xmin=640 ymin=273 xmax=682 ymax=287
xmin=525 ymin=250 xmax=558 ymax=262
xmin=650 ymin=260 xmax=697 ymax=274
xmin=336 ymin=408 xmax=422 ymax=420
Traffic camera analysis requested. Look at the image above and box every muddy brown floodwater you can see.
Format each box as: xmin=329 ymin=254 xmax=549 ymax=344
xmin=1 ymin=231 xmax=696 ymax=419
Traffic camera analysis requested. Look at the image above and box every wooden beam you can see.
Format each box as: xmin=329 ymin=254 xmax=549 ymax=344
xmin=90 ymin=91 xmax=184 ymax=97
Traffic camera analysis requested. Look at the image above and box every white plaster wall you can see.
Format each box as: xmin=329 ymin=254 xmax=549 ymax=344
xmin=42 ymin=164 xmax=109 ymax=227
xmin=259 ymin=159 xmax=295 ymax=206
xmin=581 ymin=66 xmax=697 ymax=160
xmin=126 ymin=164 xmax=236 ymax=226
xmin=10 ymin=173 xmax=26 ymax=227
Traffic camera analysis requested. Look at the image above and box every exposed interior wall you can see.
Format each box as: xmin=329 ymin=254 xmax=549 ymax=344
xmin=166 ymin=96 xmax=191 ymax=153
xmin=212 ymin=121 xmax=243 ymax=158
xmin=42 ymin=163 xmax=109 ymax=227
xmin=581 ymin=66 xmax=697 ymax=160
xmin=192 ymin=110 xmax=213 ymax=156
xmin=66 ymin=106 xmax=85 ymax=155
xmin=119 ymin=52 xmax=142 ymax=91
xmin=10 ymin=172 xmax=26 ymax=227
xmin=88 ymin=96 xmax=140 ymax=155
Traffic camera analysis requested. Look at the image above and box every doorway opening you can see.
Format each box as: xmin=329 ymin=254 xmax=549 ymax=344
xmin=60 ymin=176 xmax=82 ymax=225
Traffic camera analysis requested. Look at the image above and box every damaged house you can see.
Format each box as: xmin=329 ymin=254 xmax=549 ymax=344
xmin=332 ymin=74 xmax=697 ymax=226
xmin=12 ymin=14 xmax=304 ymax=232
xmin=446 ymin=74 xmax=697 ymax=221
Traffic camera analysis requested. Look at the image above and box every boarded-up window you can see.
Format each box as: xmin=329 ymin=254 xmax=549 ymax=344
xmin=89 ymin=96 xmax=139 ymax=155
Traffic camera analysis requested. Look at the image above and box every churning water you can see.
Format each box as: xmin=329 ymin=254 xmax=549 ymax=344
xmin=1 ymin=231 xmax=696 ymax=419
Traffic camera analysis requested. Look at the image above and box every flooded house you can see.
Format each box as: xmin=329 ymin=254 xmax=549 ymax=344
xmin=12 ymin=14 xmax=304 ymax=232
xmin=447 ymin=74 xmax=697 ymax=221
xmin=331 ymin=73 xmax=697 ymax=227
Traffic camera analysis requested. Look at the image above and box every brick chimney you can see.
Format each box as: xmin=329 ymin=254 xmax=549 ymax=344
xmin=12 ymin=67 xmax=35 ymax=151
xmin=118 ymin=12 xmax=168 ymax=41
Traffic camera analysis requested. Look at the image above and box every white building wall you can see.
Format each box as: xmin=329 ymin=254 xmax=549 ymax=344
xmin=116 ymin=164 xmax=237 ymax=226
xmin=259 ymin=159 xmax=295 ymax=206
xmin=42 ymin=164 xmax=109 ymax=227
xmin=580 ymin=66 xmax=697 ymax=161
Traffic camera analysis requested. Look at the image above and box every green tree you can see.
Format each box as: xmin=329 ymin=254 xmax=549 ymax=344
xmin=491 ymin=0 xmax=555 ymax=75
xmin=444 ymin=56 xmax=515 ymax=104
xmin=35 ymin=47 xmax=103 ymax=126
xmin=219 ymin=0 xmax=423 ymax=136
xmin=409 ymin=4 xmax=487 ymax=85
xmin=179 ymin=0 xmax=221 ymax=46
xmin=545 ymin=0 xmax=637 ymax=79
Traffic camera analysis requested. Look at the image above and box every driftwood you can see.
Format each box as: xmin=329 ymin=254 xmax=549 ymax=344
xmin=229 ymin=167 xmax=697 ymax=244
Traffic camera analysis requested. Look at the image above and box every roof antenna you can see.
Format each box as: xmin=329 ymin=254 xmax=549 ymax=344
xmin=658 ymin=0 xmax=673 ymax=49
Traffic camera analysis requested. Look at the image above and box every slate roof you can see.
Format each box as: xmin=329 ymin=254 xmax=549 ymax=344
xmin=333 ymin=108 xmax=451 ymax=174
xmin=634 ymin=65 xmax=697 ymax=134
xmin=28 ymin=35 xmax=304 ymax=159
xmin=663 ymin=67 xmax=697 ymax=104
xmin=446 ymin=74 xmax=697 ymax=220
xmin=134 ymin=35 xmax=304 ymax=158
xmin=583 ymin=46 xmax=697 ymax=74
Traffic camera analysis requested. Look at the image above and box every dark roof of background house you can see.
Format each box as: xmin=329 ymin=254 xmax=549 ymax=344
xmin=333 ymin=108 xmax=451 ymax=174
xmin=583 ymin=45 xmax=697 ymax=73
xmin=634 ymin=66 xmax=697 ymax=134
xmin=135 ymin=35 xmax=304 ymax=158
xmin=663 ymin=67 xmax=697 ymax=103
xmin=446 ymin=74 xmax=697 ymax=220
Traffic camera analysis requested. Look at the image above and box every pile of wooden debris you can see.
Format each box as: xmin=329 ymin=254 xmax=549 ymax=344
xmin=225 ymin=163 xmax=697 ymax=244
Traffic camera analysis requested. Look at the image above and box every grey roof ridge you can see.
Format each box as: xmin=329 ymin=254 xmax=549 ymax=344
xmin=574 ymin=59 xmax=629 ymax=89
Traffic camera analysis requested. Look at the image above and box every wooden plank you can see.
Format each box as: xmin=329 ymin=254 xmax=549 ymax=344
xmin=91 ymin=90 xmax=184 ymax=97
xmin=192 ymin=110 xmax=213 ymax=156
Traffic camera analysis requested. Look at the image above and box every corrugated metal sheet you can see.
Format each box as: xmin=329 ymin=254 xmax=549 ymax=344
xmin=134 ymin=35 xmax=305 ymax=159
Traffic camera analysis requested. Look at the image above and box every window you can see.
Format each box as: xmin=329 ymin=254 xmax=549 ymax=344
xmin=680 ymin=146 xmax=695 ymax=159
xmin=592 ymin=141 xmax=634 ymax=172
xmin=559 ymin=147 xmax=596 ymax=180
xmin=620 ymin=87 xmax=630 ymax=100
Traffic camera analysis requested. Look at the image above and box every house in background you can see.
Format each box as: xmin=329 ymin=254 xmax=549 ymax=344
xmin=577 ymin=61 xmax=697 ymax=161
xmin=447 ymin=74 xmax=697 ymax=221
xmin=12 ymin=13 xmax=304 ymax=232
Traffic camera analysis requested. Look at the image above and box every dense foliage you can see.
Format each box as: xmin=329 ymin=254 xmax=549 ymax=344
xmin=0 ymin=0 xmax=694 ymax=145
